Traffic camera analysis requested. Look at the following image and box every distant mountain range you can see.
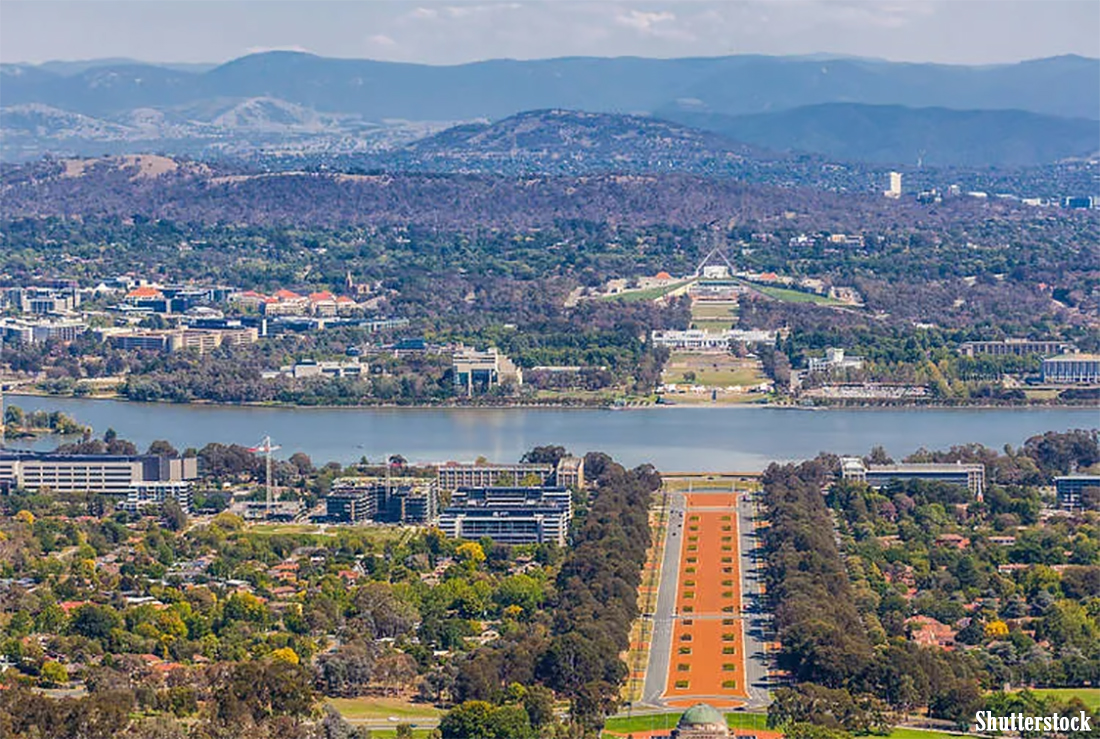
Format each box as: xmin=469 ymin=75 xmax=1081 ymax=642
xmin=1 ymin=52 xmax=1098 ymax=167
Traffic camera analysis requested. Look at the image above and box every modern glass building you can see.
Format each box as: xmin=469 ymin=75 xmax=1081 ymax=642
xmin=1054 ymin=475 xmax=1100 ymax=511
xmin=841 ymin=457 xmax=985 ymax=496
xmin=439 ymin=486 xmax=572 ymax=545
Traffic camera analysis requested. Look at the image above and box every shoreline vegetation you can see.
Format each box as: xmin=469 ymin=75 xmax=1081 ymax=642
xmin=7 ymin=387 xmax=1099 ymax=412
xmin=1 ymin=405 xmax=90 ymax=439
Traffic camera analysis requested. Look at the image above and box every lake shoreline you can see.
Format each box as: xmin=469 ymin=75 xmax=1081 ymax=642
xmin=6 ymin=394 xmax=1095 ymax=470
xmin=6 ymin=389 xmax=1098 ymax=414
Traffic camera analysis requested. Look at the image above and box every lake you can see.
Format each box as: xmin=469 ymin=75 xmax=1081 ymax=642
xmin=4 ymin=396 xmax=1097 ymax=471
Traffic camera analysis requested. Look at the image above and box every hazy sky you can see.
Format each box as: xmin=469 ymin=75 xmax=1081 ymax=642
xmin=2 ymin=0 xmax=1098 ymax=66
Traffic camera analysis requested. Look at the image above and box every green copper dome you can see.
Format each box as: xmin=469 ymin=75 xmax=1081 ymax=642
xmin=678 ymin=704 xmax=726 ymax=729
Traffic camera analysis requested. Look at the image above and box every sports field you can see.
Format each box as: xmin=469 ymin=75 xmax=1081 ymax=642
xmin=662 ymin=492 xmax=748 ymax=708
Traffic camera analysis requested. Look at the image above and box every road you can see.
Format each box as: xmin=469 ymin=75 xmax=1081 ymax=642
xmin=640 ymin=489 xmax=685 ymax=707
xmin=737 ymin=489 xmax=771 ymax=708
xmin=344 ymin=717 xmax=441 ymax=731
xmin=639 ymin=482 xmax=772 ymax=710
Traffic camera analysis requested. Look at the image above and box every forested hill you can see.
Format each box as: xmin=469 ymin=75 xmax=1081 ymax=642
xmin=0 ymin=155 xmax=1032 ymax=230
xmin=667 ymin=104 xmax=1100 ymax=168
xmin=383 ymin=109 xmax=769 ymax=174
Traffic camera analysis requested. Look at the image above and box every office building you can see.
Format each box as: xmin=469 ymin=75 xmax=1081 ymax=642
xmin=98 ymin=327 xmax=257 ymax=354
xmin=326 ymin=486 xmax=379 ymax=523
xmin=1042 ymin=354 xmax=1100 ymax=384
xmin=841 ymin=457 xmax=985 ymax=497
xmin=379 ymin=484 xmax=439 ymax=525
xmin=452 ymin=346 xmax=523 ymax=395
xmin=555 ymin=456 xmax=586 ymax=490
xmin=265 ymin=358 xmax=365 ymax=380
xmin=326 ymin=477 xmax=439 ymax=525
xmin=4 ymin=285 xmax=80 ymax=315
xmin=1054 ymin=475 xmax=1100 ymax=511
xmin=0 ymin=451 xmax=197 ymax=496
xmin=650 ymin=329 xmax=777 ymax=352
xmin=827 ymin=234 xmax=865 ymax=247
xmin=438 ymin=463 xmax=553 ymax=491
xmin=0 ymin=318 xmax=87 ymax=344
xmin=439 ymin=486 xmax=573 ymax=545
xmin=1062 ymin=197 xmax=1095 ymax=209
xmin=808 ymin=348 xmax=864 ymax=373
xmin=885 ymin=171 xmax=902 ymax=199
xmin=958 ymin=340 xmax=1075 ymax=358
xmin=437 ymin=457 xmax=584 ymax=492
xmin=121 ymin=284 xmax=222 ymax=314
xmin=120 ymin=481 xmax=194 ymax=514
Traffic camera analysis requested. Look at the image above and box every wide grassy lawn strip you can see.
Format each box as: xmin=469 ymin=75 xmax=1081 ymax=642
xmin=753 ymin=285 xmax=842 ymax=305
xmin=327 ymin=697 xmax=443 ymax=721
xmin=601 ymin=281 xmax=693 ymax=302
xmin=603 ymin=713 xmax=683 ymax=733
xmin=603 ymin=714 xmax=969 ymax=738
xmin=886 ymin=728 xmax=972 ymax=739
xmin=604 ymin=712 xmax=773 ymax=734
xmin=1027 ymin=688 xmax=1100 ymax=712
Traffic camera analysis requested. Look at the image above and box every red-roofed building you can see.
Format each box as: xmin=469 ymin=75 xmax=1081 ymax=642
xmin=58 ymin=601 xmax=90 ymax=614
xmin=126 ymin=286 xmax=165 ymax=300
xmin=124 ymin=286 xmax=168 ymax=310
xmin=907 ymin=616 xmax=957 ymax=649
xmin=936 ymin=533 xmax=970 ymax=549
xmin=335 ymin=295 xmax=359 ymax=315
xmin=263 ymin=289 xmax=308 ymax=316
xmin=309 ymin=291 xmax=337 ymax=317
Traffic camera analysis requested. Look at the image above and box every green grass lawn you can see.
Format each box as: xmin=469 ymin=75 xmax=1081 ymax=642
xmin=604 ymin=714 xmax=974 ymax=739
xmin=534 ymin=388 xmax=619 ymax=401
xmin=246 ymin=524 xmax=411 ymax=547
xmin=753 ymin=285 xmax=842 ymax=305
xmin=603 ymin=712 xmax=682 ymax=734
xmin=885 ymin=728 xmax=965 ymax=739
xmin=664 ymin=367 xmax=766 ymax=387
xmin=691 ymin=303 xmax=738 ymax=319
xmin=246 ymin=524 xmax=334 ymax=536
xmin=327 ymin=697 xmax=443 ymax=721
xmin=1028 ymin=688 xmax=1100 ymax=711
xmin=1023 ymin=388 xmax=1061 ymax=401
xmin=725 ymin=712 xmax=771 ymax=731
xmin=689 ymin=302 xmax=737 ymax=329
xmin=602 ymin=281 xmax=692 ymax=303
xmin=603 ymin=712 xmax=771 ymax=736
xmin=690 ymin=319 xmax=737 ymax=330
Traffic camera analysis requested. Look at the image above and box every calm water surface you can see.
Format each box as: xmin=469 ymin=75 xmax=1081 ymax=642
xmin=6 ymin=396 xmax=1098 ymax=471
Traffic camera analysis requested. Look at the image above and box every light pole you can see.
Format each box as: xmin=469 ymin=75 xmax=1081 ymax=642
xmin=248 ymin=436 xmax=281 ymax=516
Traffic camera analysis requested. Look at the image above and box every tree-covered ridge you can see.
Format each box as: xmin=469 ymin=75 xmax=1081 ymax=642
xmin=0 ymin=195 xmax=1096 ymax=407
xmin=763 ymin=432 xmax=1100 ymax=736
xmin=0 ymin=448 xmax=659 ymax=738
xmin=5 ymin=156 xmax=1099 ymax=229
xmin=437 ymin=455 xmax=660 ymax=737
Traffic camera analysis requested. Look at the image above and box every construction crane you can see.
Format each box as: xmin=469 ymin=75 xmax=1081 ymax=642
xmin=248 ymin=436 xmax=281 ymax=515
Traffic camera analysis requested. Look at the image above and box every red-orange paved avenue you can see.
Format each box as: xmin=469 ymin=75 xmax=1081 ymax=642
xmin=662 ymin=492 xmax=748 ymax=708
